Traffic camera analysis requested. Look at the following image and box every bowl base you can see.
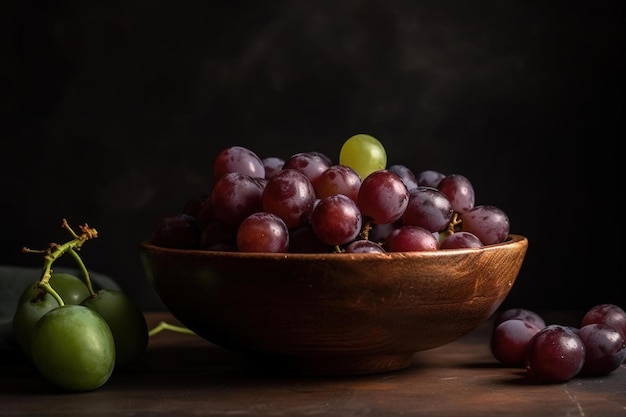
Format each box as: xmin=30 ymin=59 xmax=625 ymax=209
xmin=247 ymin=352 xmax=415 ymax=376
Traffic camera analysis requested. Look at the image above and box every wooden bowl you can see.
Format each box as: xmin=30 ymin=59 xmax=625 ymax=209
xmin=140 ymin=234 xmax=528 ymax=375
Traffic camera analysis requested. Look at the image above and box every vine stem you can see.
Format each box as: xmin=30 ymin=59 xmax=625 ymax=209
xmin=22 ymin=218 xmax=99 ymax=303
xmin=40 ymin=281 xmax=64 ymax=306
xmin=359 ymin=221 xmax=372 ymax=241
xmin=67 ymin=247 xmax=97 ymax=297
xmin=446 ymin=212 xmax=463 ymax=235
xmin=148 ymin=321 xmax=197 ymax=337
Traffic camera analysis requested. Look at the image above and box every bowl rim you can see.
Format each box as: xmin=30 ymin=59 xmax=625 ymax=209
xmin=139 ymin=233 xmax=527 ymax=260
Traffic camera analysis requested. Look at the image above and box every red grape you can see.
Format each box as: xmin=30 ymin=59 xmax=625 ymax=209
xmin=368 ymin=221 xmax=398 ymax=244
xmin=288 ymin=226 xmax=331 ymax=253
xmin=310 ymin=194 xmax=362 ymax=246
xmin=491 ymin=319 xmax=541 ymax=367
xmin=357 ymin=170 xmax=409 ymax=225
xmin=460 ymin=205 xmax=510 ymax=245
xmin=283 ymin=152 xmax=331 ymax=184
xmin=415 ymin=169 xmax=445 ymax=188
xmin=151 ymin=214 xmax=198 ymax=248
xmin=440 ymin=231 xmax=483 ymax=249
xmin=236 ymin=212 xmax=289 ymax=253
xmin=493 ymin=308 xmax=546 ymax=330
xmin=581 ymin=303 xmax=626 ymax=341
xmin=262 ymin=169 xmax=316 ymax=229
xmin=401 ymin=186 xmax=453 ymax=233
xmin=210 ymin=172 xmax=265 ymax=227
xmin=577 ymin=323 xmax=626 ymax=376
xmin=213 ymin=146 xmax=265 ymax=180
xmin=385 ymin=225 xmax=439 ymax=252
xmin=183 ymin=193 xmax=209 ymax=217
xmin=313 ymin=164 xmax=362 ymax=202
xmin=345 ymin=239 xmax=386 ymax=254
xmin=199 ymin=220 xmax=237 ymax=250
xmin=262 ymin=156 xmax=285 ymax=179
xmin=310 ymin=151 xmax=333 ymax=167
xmin=437 ymin=174 xmax=475 ymax=214
xmin=526 ymin=324 xmax=586 ymax=383
xmin=388 ymin=164 xmax=418 ymax=191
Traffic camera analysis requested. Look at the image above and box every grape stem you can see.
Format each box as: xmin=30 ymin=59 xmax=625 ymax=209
xmin=148 ymin=321 xmax=197 ymax=337
xmin=21 ymin=218 xmax=99 ymax=305
xmin=67 ymin=247 xmax=97 ymax=297
xmin=447 ymin=212 xmax=463 ymax=235
xmin=359 ymin=221 xmax=372 ymax=241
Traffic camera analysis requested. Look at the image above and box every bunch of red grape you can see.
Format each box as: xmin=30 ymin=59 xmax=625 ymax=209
xmin=150 ymin=134 xmax=511 ymax=253
xmin=490 ymin=304 xmax=626 ymax=383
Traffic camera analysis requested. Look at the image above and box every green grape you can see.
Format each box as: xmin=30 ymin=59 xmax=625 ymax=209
xmin=81 ymin=289 xmax=149 ymax=367
xmin=19 ymin=272 xmax=90 ymax=305
xmin=30 ymin=305 xmax=115 ymax=392
xmin=339 ymin=134 xmax=387 ymax=180
xmin=12 ymin=294 xmax=60 ymax=360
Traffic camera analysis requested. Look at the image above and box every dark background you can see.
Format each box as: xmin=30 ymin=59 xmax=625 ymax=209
xmin=2 ymin=1 xmax=623 ymax=312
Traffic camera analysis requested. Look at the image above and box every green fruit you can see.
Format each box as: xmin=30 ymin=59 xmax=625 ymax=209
xmin=81 ymin=289 xmax=148 ymax=367
xmin=339 ymin=134 xmax=387 ymax=180
xmin=12 ymin=294 xmax=60 ymax=360
xmin=30 ymin=305 xmax=115 ymax=392
xmin=19 ymin=272 xmax=90 ymax=305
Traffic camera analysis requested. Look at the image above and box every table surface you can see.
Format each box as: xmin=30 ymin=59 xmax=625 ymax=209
xmin=2 ymin=311 xmax=625 ymax=417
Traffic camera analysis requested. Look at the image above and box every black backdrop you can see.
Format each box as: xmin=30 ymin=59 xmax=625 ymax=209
xmin=2 ymin=1 xmax=623 ymax=312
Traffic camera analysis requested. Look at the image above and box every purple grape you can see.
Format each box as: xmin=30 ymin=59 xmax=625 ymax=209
xmin=210 ymin=172 xmax=265 ymax=227
xmin=577 ymin=323 xmax=626 ymax=376
xmin=493 ymin=308 xmax=546 ymax=330
xmin=261 ymin=169 xmax=316 ymax=229
xmin=437 ymin=174 xmax=475 ymax=214
xmin=288 ymin=226 xmax=331 ymax=253
xmin=213 ymin=146 xmax=265 ymax=180
xmin=415 ymin=169 xmax=446 ymax=188
xmin=283 ymin=152 xmax=331 ymax=185
xmin=368 ymin=221 xmax=398 ymax=244
xmin=581 ymin=303 xmax=626 ymax=341
xmin=262 ymin=156 xmax=285 ymax=179
xmin=491 ymin=319 xmax=541 ymax=367
xmin=312 ymin=164 xmax=362 ymax=202
xmin=182 ymin=193 xmax=209 ymax=217
xmin=345 ymin=239 xmax=386 ymax=254
xmin=388 ymin=164 xmax=418 ymax=191
xmin=526 ymin=324 xmax=586 ymax=383
xmin=194 ymin=198 xmax=217 ymax=231
xmin=401 ymin=186 xmax=453 ymax=233
xmin=151 ymin=214 xmax=198 ymax=248
xmin=385 ymin=225 xmax=439 ymax=252
xmin=310 ymin=194 xmax=362 ymax=246
xmin=310 ymin=151 xmax=333 ymax=167
xmin=199 ymin=220 xmax=237 ymax=249
xmin=460 ymin=205 xmax=510 ymax=245
xmin=236 ymin=212 xmax=289 ymax=253
xmin=440 ymin=231 xmax=483 ymax=249
xmin=357 ymin=170 xmax=409 ymax=225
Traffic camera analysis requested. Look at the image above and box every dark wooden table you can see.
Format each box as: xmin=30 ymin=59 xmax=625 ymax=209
xmin=2 ymin=311 xmax=625 ymax=416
